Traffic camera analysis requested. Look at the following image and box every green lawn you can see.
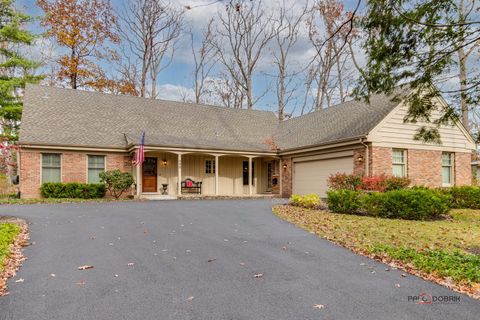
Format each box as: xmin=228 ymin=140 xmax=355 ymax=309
xmin=0 ymin=223 xmax=20 ymax=272
xmin=273 ymin=205 xmax=480 ymax=296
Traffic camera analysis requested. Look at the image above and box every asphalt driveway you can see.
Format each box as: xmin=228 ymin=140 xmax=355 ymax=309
xmin=0 ymin=200 xmax=478 ymax=320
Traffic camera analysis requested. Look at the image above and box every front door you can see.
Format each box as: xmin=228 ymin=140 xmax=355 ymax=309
xmin=142 ymin=157 xmax=157 ymax=192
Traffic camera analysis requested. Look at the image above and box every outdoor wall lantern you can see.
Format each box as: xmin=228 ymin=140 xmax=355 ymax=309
xmin=162 ymin=159 xmax=168 ymax=166
xmin=357 ymin=155 xmax=364 ymax=163
xmin=282 ymin=163 xmax=288 ymax=170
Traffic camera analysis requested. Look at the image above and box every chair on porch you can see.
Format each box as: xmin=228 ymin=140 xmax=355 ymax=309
xmin=181 ymin=178 xmax=202 ymax=194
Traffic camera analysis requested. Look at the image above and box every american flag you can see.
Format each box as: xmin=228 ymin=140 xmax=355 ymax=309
xmin=133 ymin=132 xmax=145 ymax=166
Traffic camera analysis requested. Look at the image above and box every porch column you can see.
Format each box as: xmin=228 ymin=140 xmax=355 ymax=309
xmin=177 ymin=153 xmax=182 ymax=196
xmin=136 ymin=161 xmax=141 ymax=197
xmin=215 ymin=155 xmax=219 ymax=196
xmin=248 ymin=156 xmax=253 ymax=195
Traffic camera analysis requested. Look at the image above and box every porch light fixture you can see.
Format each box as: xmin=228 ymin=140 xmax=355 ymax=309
xmin=162 ymin=159 xmax=168 ymax=166
xmin=282 ymin=163 xmax=288 ymax=170
xmin=357 ymin=155 xmax=364 ymax=163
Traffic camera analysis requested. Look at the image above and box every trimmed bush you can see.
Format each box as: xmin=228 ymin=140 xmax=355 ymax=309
xmin=327 ymin=173 xmax=410 ymax=192
xmin=362 ymin=188 xmax=451 ymax=220
xmin=99 ymin=170 xmax=134 ymax=199
xmin=290 ymin=194 xmax=321 ymax=209
xmin=41 ymin=182 xmax=106 ymax=199
xmin=441 ymin=186 xmax=480 ymax=209
xmin=327 ymin=173 xmax=362 ymax=191
xmin=384 ymin=177 xmax=411 ymax=191
xmin=326 ymin=189 xmax=363 ymax=214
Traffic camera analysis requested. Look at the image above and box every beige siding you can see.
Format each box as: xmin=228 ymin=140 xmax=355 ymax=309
xmin=144 ymin=152 xmax=266 ymax=195
xmin=367 ymin=99 xmax=475 ymax=152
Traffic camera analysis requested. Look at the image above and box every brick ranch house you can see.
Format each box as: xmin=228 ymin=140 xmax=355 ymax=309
xmin=18 ymin=84 xmax=476 ymax=199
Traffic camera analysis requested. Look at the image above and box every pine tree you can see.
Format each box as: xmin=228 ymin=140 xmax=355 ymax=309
xmin=0 ymin=0 xmax=42 ymax=141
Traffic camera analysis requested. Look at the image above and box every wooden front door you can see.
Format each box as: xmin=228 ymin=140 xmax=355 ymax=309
xmin=142 ymin=157 xmax=157 ymax=192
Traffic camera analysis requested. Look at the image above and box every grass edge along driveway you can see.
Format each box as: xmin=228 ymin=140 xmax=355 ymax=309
xmin=273 ymin=205 xmax=480 ymax=300
xmin=0 ymin=218 xmax=28 ymax=296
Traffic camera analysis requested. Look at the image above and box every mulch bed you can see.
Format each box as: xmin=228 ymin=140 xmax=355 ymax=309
xmin=0 ymin=217 xmax=29 ymax=296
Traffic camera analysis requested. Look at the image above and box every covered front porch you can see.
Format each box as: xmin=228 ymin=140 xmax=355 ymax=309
xmin=132 ymin=150 xmax=281 ymax=198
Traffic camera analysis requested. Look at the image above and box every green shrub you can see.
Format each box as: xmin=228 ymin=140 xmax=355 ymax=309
xmin=385 ymin=177 xmax=411 ymax=191
xmin=40 ymin=182 xmax=106 ymax=199
xmin=99 ymin=170 xmax=134 ymax=199
xmin=326 ymin=189 xmax=364 ymax=214
xmin=362 ymin=188 xmax=450 ymax=220
xmin=441 ymin=186 xmax=480 ymax=209
xmin=327 ymin=173 xmax=362 ymax=190
xmin=328 ymin=173 xmax=410 ymax=192
xmin=290 ymin=194 xmax=321 ymax=208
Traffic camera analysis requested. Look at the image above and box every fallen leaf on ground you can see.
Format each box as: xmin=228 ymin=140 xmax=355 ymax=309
xmin=127 ymin=263 xmax=135 ymax=266
xmin=114 ymin=274 xmax=119 ymax=277
xmin=78 ymin=265 xmax=94 ymax=270
xmin=186 ymin=296 xmax=194 ymax=301
xmin=76 ymin=281 xmax=85 ymax=288
xmin=224 ymin=239 xmax=229 ymax=242
xmin=282 ymin=246 xmax=287 ymax=250
xmin=313 ymin=304 xmax=325 ymax=309
xmin=186 ymin=250 xmax=191 ymax=253
xmin=50 ymin=273 xmax=56 ymax=277
xmin=207 ymin=258 xmax=217 ymax=262
xmin=15 ymin=278 xmax=24 ymax=283
xmin=401 ymin=273 xmax=407 ymax=277
xmin=254 ymin=273 xmax=263 ymax=278
xmin=395 ymin=283 xmax=401 ymax=288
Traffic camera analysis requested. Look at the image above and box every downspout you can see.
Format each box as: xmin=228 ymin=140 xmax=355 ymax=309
xmin=360 ymin=138 xmax=370 ymax=176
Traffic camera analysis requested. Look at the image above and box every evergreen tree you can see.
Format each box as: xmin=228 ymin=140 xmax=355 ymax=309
xmin=0 ymin=0 xmax=42 ymax=141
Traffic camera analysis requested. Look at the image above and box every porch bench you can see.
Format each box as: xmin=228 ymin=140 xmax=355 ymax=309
xmin=181 ymin=179 xmax=202 ymax=194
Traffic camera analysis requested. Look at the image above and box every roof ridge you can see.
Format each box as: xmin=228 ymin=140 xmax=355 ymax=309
xmin=26 ymin=84 xmax=277 ymax=116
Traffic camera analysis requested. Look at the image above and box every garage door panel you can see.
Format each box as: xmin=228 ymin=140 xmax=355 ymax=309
xmin=293 ymin=157 xmax=353 ymax=197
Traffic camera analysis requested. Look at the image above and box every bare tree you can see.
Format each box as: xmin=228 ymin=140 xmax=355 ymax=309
xmin=119 ymin=0 xmax=183 ymax=98
xmin=271 ymin=1 xmax=309 ymax=120
xmin=213 ymin=0 xmax=277 ymax=109
xmin=306 ymin=0 xmax=359 ymax=110
xmin=191 ymin=19 xmax=217 ymax=104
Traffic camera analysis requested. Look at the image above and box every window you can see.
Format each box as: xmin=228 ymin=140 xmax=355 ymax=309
xmin=392 ymin=149 xmax=406 ymax=177
xmin=88 ymin=155 xmax=105 ymax=183
xmin=442 ymin=153 xmax=454 ymax=185
xmin=205 ymin=159 xmax=215 ymax=174
xmin=242 ymin=161 xmax=254 ymax=185
xmin=42 ymin=154 xmax=61 ymax=183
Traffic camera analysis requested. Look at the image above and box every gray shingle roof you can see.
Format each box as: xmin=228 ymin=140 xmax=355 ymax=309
xmin=275 ymin=89 xmax=408 ymax=151
xmin=19 ymin=84 xmax=406 ymax=153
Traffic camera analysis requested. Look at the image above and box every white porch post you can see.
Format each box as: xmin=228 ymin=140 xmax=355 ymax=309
xmin=136 ymin=161 xmax=141 ymax=197
xmin=177 ymin=153 xmax=182 ymax=196
xmin=215 ymin=155 xmax=219 ymax=196
xmin=248 ymin=156 xmax=253 ymax=195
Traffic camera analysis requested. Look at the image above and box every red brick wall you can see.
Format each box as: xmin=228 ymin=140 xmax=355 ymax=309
xmin=407 ymin=149 xmax=442 ymax=187
xmin=19 ymin=150 xmax=41 ymax=198
xmin=353 ymin=148 xmax=366 ymax=176
xmin=19 ymin=149 xmax=133 ymax=199
xmin=280 ymin=157 xmax=292 ymax=198
xmin=370 ymin=146 xmax=392 ymax=176
xmin=62 ymin=153 xmax=87 ymax=183
xmin=455 ymin=152 xmax=472 ymax=186
xmin=369 ymin=147 xmax=472 ymax=187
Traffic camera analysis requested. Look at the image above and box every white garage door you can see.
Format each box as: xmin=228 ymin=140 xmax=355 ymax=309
xmin=293 ymin=156 xmax=353 ymax=197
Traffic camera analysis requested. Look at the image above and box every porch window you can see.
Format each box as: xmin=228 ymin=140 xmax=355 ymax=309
xmin=242 ymin=161 xmax=254 ymax=185
xmin=442 ymin=152 xmax=454 ymax=185
xmin=205 ymin=159 xmax=215 ymax=174
xmin=42 ymin=153 xmax=61 ymax=183
xmin=88 ymin=155 xmax=105 ymax=183
xmin=392 ymin=149 xmax=406 ymax=177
